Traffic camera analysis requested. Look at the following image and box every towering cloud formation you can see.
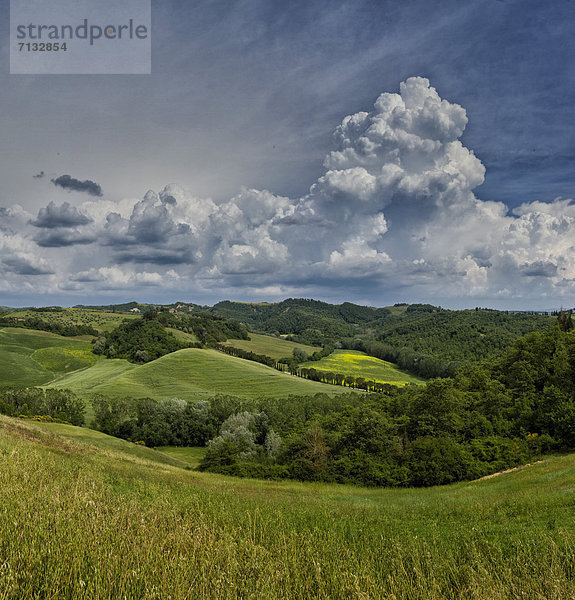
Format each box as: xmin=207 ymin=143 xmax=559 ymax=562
xmin=1 ymin=77 xmax=575 ymax=304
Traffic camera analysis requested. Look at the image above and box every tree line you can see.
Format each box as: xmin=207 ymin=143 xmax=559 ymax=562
xmin=0 ymin=387 xmax=85 ymax=426
xmin=218 ymin=343 xmax=399 ymax=392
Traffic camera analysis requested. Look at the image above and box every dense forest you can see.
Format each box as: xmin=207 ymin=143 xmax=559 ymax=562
xmin=209 ymin=299 xmax=556 ymax=377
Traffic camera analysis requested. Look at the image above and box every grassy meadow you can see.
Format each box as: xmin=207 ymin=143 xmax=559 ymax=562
xmin=222 ymin=332 xmax=319 ymax=360
xmin=156 ymin=445 xmax=206 ymax=467
xmin=47 ymin=348 xmax=353 ymax=401
xmin=0 ymin=327 xmax=97 ymax=387
xmin=0 ymin=415 xmax=574 ymax=599
xmin=302 ymin=349 xmax=425 ymax=385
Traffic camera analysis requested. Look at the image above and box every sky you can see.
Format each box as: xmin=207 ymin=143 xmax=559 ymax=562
xmin=1 ymin=0 xmax=575 ymax=309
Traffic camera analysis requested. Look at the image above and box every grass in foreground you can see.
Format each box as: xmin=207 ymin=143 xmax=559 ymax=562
xmin=302 ymin=349 xmax=425 ymax=385
xmin=0 ymin=415 xmax=574 ymax=599
xmin=47 ymin=348 xmax=352 ymax=401
xmin=222 ymin=332 xmax=319 ymax=360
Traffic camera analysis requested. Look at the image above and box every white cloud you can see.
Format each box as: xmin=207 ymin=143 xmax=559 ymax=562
xmin=2 ymin=77 xmax=575 ymax=305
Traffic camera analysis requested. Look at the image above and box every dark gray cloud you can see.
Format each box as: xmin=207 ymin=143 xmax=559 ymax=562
xmin=114 ymin=248 xmax=193 ymax=265
xmin=30 ymin=202 xmax=93 ymax=229
xmin=2 ymin=256 xmax=54 ymax=275
xmin=51 ymin=175 xmax=103 ymax=197
xmin=34 ymin=229 xmax=96 ymax=248
xmin=521 ymin=261 xmax=558 ymax=278
xmin=33 ymin=171 xmax=45 ymax=179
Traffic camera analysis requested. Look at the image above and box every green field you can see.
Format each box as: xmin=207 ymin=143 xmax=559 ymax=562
xmin=48 ymin=348 xmax=353 ymax=401
xmin=222 ymin=332 xmax=318 ymax=360
xmin=1 ymin=415 xmax=573 ymax=599
xmin=0 ymin=327 xmax=98 ymax=387
xmin=302 ymin=349 xmax=425 ymax=385
xmin=7 ymin=308 xmax=137 ymax=332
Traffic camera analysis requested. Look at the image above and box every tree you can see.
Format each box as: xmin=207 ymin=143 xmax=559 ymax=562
xmin=264 ymin=430 xmax=282 ymax=457
xmin=304 ymin=421 xmax=329 ymax=470
xmin=558 ymin=310 xmax=573 ymax=332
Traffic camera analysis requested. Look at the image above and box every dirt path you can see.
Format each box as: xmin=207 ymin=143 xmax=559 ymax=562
xmin=476 ymin=458 xmax=550 ymax=481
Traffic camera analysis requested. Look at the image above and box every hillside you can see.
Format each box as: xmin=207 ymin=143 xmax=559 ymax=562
xmin=300 ymin=349 xmax=425 ymax=386
xmin=3 ymin=301 xmax=558 ymax=378
xmin=0 ymin=327 xmax=97 ymax=387
xmin=1 ymin=414 xmax=573 ymax=599
xmin=47 ymin=348 xmax=352 ymax=401
xmin=209 ymin=300 xmax=556 ymax=364
xmin=222 ymin=332 xmax=319 ymax=360
xmin=5 ymin=307 xmax=137 ymax=333
xmin=211 ymin=298 xmax=391 ymax=341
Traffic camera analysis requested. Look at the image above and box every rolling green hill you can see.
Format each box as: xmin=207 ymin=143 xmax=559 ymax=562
xmin=47 ymin=348 xmax=352 ymax=401
xmin=1 ymin=415 xmax=573 ymax=599
xmin=301 ymin=349 xmax=425 ymax=385
xmin=222 ymin=332 xmax=318 ymax=360
xmin=0 ymin=327 xmax=97 ymax=387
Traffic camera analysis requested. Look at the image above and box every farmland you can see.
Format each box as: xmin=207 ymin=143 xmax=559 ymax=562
xmin=301 ymin=349 xmax=425 ymax=385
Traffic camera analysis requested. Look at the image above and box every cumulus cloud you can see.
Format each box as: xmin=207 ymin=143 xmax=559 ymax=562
xmin=51 ymin=174 xmax=103 ymax=197
xmin=30 ymin=202 xmax=93 ymax=228
xmin=4 ymin=77 xmax=575 ymax=304
xmin=70 ymin=266 xmax=179 ymax=289
xmin=2 ymin=255 xmax=53 ymax=275
xmin=0 ymin=230 xmax=54 ymax=276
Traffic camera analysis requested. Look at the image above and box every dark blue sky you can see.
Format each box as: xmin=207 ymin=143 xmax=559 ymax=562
xmin=1 ymin=0 xmax=575 ymax=308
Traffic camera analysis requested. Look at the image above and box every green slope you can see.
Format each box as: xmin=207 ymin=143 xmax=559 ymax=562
xmin=47 ymin=348 xmax=351 ymax=400
xmin=0 ymin=327 xmax=97 ymax=387
xmin=1 ymin=415 xmax=574 ymax=599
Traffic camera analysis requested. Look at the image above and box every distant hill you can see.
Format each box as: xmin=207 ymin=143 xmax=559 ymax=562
xmin=208 ymin=299 xmax=555 ymax=364
xmin=374 ymin=309 xmax=555 ymax=362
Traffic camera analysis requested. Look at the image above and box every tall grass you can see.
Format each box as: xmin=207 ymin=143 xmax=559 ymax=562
xmin=0 ymin=416 xmax=574 ymax=599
